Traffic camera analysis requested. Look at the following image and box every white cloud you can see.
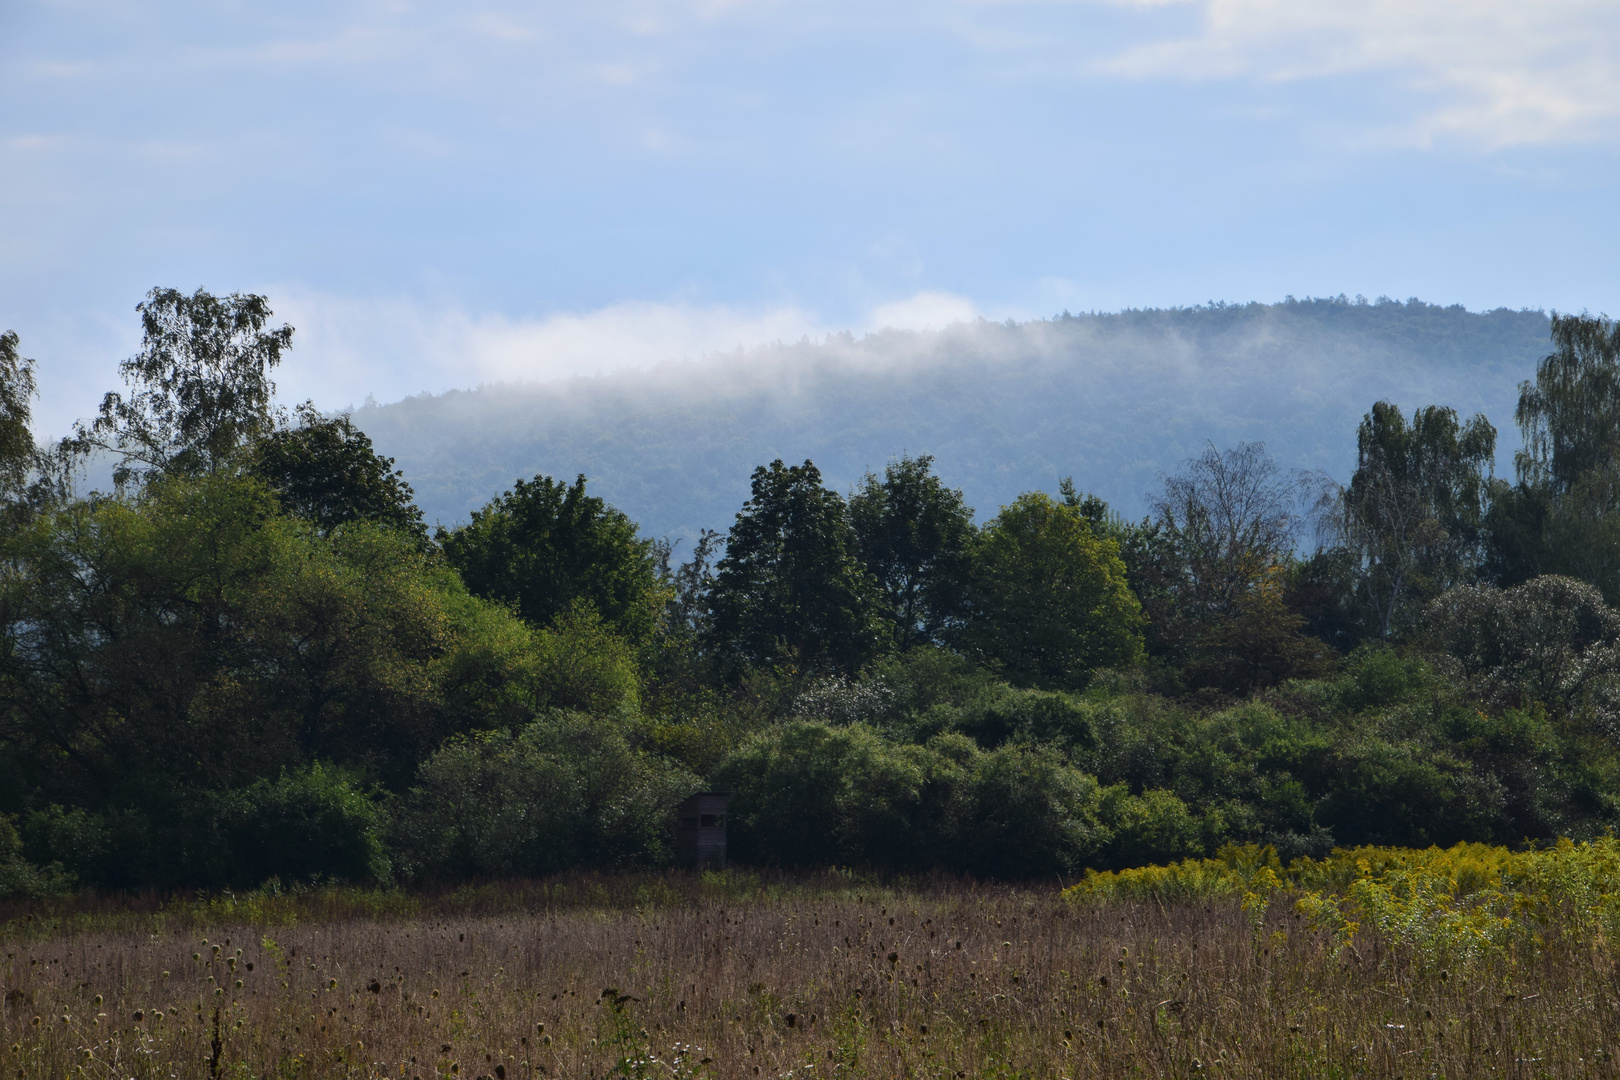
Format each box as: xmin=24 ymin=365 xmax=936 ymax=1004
xmin=1096 ymin=0 xmax=1620 ymax=146
xmin=269 ymin=289 xmax=987 ymax=411
xmin=866 ymin=291 xmax=979 ymax=331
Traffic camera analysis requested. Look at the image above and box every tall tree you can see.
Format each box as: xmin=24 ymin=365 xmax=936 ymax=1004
xmin=848 ymin=454 xmax=975 ymax=648
xmin=439 ymin=473 xmax=662 ymax=643
xmin=70 ymin=287 xmax=293 ymax=486
xmin=0 ymin=332 xmax=38 ymax=502
xmin=1516 ymin=313 xmax=1620 ymax=494
xmin=1488 ymin=313 xmax=1620 ymax=599
xmin=961 ymin=491 xmax=1143 ymax=689
xmin=0 ymin=331 xmax=67 ymax=526
xmin=1336 ymin=401 xmax=1496 ymax=639
xmin=1153 ymin=441 xmax=1298 ymax=625
xmin=707 ymin=459 xmax=883 ymax=673
xmin=251 ymin=404 xmax=426 ymax=542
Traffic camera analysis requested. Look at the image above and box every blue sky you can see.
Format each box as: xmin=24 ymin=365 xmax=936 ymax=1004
xmin=4 ymin=0 xmax=1620 ymax=434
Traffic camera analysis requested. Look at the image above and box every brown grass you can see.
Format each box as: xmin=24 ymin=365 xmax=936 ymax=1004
xmin=2 ymin=870 xmax=1616 ymax=1079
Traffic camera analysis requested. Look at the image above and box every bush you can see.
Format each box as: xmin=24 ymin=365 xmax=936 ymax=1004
xmin=397 ymin=712 xmax=698 ymax=879
xmin=952 ymin=686 xmax=1097 ymax=750
xmin=216 ymin=763 xmax=392 ymax=887
xmin=716 ymin=722 xmax=1114 ymax=877
xmin=21 ymin=804 xmax=110 ymax=881
xmin=1341 ymin=645 xmax=1430 ymax=709
xmin=1099 ymin=787 xmax=1205 ymax=869
xmin=716 ymin=722 xmax=949 ymax=869
xmin=953 ymin=743 xmax=1110 ymax=877
xmin=1425 ymin=576 xmax=1620 ymax=717
xmin=0 ymin=814 xmax=73 ymax=899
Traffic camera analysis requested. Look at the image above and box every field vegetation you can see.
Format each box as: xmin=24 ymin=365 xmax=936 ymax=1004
xmin=8 ymin=842 xmax=1620 ymax=1079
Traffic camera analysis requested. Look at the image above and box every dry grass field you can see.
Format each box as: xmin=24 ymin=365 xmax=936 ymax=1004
xmin=2 ymin=864 xmax=1616 ymax=1080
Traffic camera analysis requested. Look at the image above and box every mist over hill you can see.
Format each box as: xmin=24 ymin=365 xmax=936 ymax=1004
xmin=353 ymin=297 xmax=1552 ymax=544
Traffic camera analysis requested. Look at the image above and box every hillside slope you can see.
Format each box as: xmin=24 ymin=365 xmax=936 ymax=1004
xmin=354 ymin=298 xmax=1552 ymax=542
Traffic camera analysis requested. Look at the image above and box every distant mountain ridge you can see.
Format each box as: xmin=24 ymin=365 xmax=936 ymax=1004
xmin=353 ymin=298 xmax=1553 ymax=544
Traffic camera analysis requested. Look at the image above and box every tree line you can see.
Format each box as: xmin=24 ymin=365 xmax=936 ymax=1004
xmin=4 ymin=288 xmax=1620 ymax=894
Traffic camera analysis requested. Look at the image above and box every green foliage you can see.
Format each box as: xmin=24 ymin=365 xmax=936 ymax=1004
xmin=534 ymin=600 xmax=643 ymax=714
xmin=1424 ymin=575 xmax=1620 ymax=722
xmin=715 ymin=721 xmax=947 ymax=869
xmin=0 ymin=812 xmax=73 ymax=899
xmin=1186 ymin=568 xmax=1336 ymax=693
xmin=1153 ymin=441 xmax=1297 ymax=627
xmin=1516 ymin=313 xmax=1620 ymax=495
xmin=22 ymin=291 xmax=1620 ymax=891
xmin=0 ymin=471 xmax=548 ymax=887
xmin=1337 ymin=401 xmax=1496 ymax=639
xmin=1098 ymin=786 xmax=1206 ymax=869
xmin=716 ymin=721 xmax=1135 ymax=876
xmin=0 ymin=330 xmax=38 ymax=502
xmin=708 ymin=459 xmax=884 ymax=673
xmin=948 ymin=685 xmax=1097 ymax=750
xmin=962 ymin=491 xmax=1143 ymax=689
xmin=956 ymin=742 xmax=1112 ymax=877
xmin=1340 ymin=645 xmax=1431 ymax=709
xmin=69 ymin=287 xmax=294 ymax=486
xmin=215 ymin=763 xmax=391 ymax=887
xmin=396 ymin=712 xmax=699 ymax=879
xmin=251 ymin=404 xmax=427 ymax=542
xmin=20 ymin=805 xmax=110 ymax=883
xmin=848 ymin=454 xmax=975 ymax=648
xmin=441 ymin=472 xmax=663 ymax=643
xmin=1491 ymin=313 xmax=1620 ymax=598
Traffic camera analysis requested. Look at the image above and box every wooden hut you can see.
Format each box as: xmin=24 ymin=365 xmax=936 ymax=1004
xmin=677 ymin=792 xmax=729 ymax=868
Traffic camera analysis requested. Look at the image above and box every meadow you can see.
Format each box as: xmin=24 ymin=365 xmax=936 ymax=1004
xmin=5 ymin=844 xmax=1620 ymax=1080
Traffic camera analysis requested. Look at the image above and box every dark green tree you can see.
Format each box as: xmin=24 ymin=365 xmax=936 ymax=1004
xmin=439 ymin=473 xmax=662 ymax=642
xmin=0 ymin=471 xmax=546 ymax=886
xmin=251 ymin=404 xmax=426 ymax=542
xmin=707 ymin=459 xmax=884 ymax=673
xmin=70 ymin=287 xmax=294 ymax=486
xmin=961 ymin=491 xmax=1143 ymax=689
xmin=848 ymin=454 xmax=975 ymax=648
xmin=1335 ymin=401 xmax=1496 ymax=639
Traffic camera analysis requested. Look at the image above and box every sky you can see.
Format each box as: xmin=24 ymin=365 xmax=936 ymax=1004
xmin=4 ymin=0 xmax=1620 ymax=436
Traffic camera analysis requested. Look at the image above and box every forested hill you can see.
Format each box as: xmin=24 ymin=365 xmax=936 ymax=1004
xmin=354 ymin=298 xmax=1552 ymax=541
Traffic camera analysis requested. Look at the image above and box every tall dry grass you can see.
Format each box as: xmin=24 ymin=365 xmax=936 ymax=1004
xmin=2 ymin=869 xmax=1615 ymax=1079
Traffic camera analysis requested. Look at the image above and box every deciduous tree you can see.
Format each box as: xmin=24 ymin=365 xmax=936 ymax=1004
xmin=707 ymin=459 xmax=883 ymax=673
xmin=70 ymin=287 xmax=293 ymax=486
xmin=440 ymin=473 xmax=662 ymax=643
xmin=1334 ymin=401 xmax=1496 ymax=639
xmin=962 ymin=491 xmax=1143 ymax=689
xmin=849 ymin=454 xmax=975 ymax=648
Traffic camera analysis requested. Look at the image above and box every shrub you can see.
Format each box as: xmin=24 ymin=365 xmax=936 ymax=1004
xmin=716 ymin=721 xmax=948 ymax=869
xmin=953 ymin=744 xmax=1110 ymax=877
xmin=1099 ymin=786 xmax=1205 ymax=869
xmin=216 ymin=763 xmax=392 ymax=887
xmin=397 ymin=712 xmax=698 ymax=879
xmin=716 ymin=722 xmax=1113 ymax=876
xmin=0 ymin=813 xmax=73 ymax=899
xmin=952 ymin=686 xmax=1097 ymax=750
